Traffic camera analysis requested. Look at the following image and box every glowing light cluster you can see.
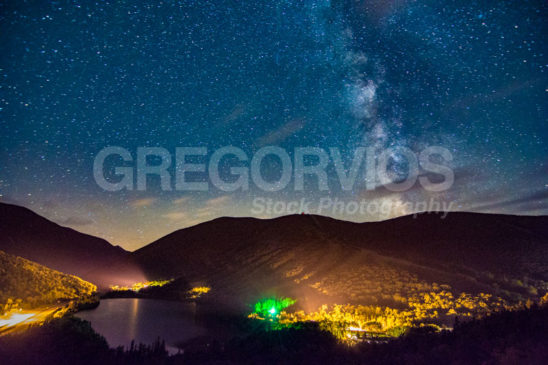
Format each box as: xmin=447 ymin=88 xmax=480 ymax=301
xmin=109 ymin=280 xmax=172 ymax=292
xmin=247 ymin=290 xmax=518 ymax=343
xmin=0 ymin=312 xmax=35 ymax=328
xmin=188 ymin=286 xmax=211 ymax=299
xmin=250 ymin=297 xmax=296 ymax=319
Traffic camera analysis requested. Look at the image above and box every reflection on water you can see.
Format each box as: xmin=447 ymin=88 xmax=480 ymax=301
xmin=76 ymin=298 xmax=206 ymax=354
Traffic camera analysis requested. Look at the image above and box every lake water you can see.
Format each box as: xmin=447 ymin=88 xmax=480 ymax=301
xmin=76 ymin=298 xmax=209 ymax=354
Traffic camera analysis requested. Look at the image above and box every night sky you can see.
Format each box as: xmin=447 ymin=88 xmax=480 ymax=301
xmin=1 ymin=0 xmax=547 ymax=250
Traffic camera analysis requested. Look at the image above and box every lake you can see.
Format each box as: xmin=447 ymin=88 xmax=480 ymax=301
xmin=76 ymin=298 xmax=210 ymax=354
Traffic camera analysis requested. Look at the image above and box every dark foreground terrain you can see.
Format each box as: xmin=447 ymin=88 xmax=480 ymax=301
xmin=1 ymin=304 xmax=547 ymax=365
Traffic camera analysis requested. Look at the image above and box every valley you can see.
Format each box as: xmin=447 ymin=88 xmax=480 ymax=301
xmin=1 ymin=202 xmax=547 ymax=359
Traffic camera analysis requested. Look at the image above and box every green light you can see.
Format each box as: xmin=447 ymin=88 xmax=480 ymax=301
xmin=253 ymin=297 xmax=296 ymax=319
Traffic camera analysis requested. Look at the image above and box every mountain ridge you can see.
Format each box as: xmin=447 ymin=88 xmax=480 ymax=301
xmin=133 ymin=211 xmax=548 ymax=310
xmin=0 ymin=202 xmax=143 ymax=289
xmin=2 ymin=202 xmax=547 ymax=310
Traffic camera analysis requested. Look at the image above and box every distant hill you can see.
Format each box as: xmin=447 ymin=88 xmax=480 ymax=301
xmin=0 ymin=203 xmax=143 ymax=289
xmin=0 ymin=250 xmax=96 ymax=310
xmin=134 ymin=213 xmax=548 ymax=311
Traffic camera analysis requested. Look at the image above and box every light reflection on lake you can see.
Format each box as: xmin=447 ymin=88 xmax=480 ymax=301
xmin=76 ymin=298 xmax=207 ymax=354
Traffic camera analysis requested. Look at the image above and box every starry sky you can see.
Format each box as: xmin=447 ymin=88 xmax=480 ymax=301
xmin=1 ymin=0 xmax=547 ymax=250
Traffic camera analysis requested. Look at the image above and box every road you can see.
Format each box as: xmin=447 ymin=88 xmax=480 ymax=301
xmin=0 ymin=306 xmax=63 ymax=336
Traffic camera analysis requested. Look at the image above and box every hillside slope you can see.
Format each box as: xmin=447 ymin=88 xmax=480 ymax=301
xmin=0 ymin=203 xmax=143 ymax=288
xmin=0 ymin=250 xmax=96 ymax=310
xmin=134 ymin=213 xmax=548 ymax=311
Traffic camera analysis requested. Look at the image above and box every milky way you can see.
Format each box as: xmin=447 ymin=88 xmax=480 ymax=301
xmin=1 ymin=1 xmax=547 ymax=249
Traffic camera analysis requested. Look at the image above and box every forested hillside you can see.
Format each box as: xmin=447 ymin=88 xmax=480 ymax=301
xmin=0 ymin=250 xmax=96 ymax=312
xmin=134 ymin=213 xmax=548 ymax=311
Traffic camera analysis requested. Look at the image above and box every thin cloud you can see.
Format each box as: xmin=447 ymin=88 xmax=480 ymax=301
xmin=205 ymin=195 xmax=232 ymax=207
xmin=162 ymin=211 xmax=187 ymax=221
xmin=173 ymin=197 xmax=190 ymax=205
xmin=58 ymin=216 xmax=94 ymax=226
xmin=474 ymin=189 xmax=548 ymax=213
xmin=194 ymin=195 xmax=233 ymax=218
xmin=256 ymin=118 xmax=306 ymax=146
xmin=131 ymin=197 xmax=157 ymax=208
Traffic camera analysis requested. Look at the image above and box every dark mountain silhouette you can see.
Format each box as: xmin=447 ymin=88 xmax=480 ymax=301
xmin=0 ymin=203 xmax=143 ymax=289
xmin=134 ymin=213 xmax=548 ymax=310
